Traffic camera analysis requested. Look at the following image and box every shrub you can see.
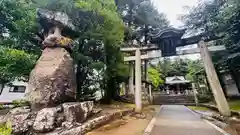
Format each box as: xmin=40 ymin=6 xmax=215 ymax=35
xmin=12 ymin=99 xmax=29 ymax=107
xmin=0 ymin=122 xmax=12 ymax=135
xmin=197 ymin=94 xmax=212 ymax=103
xmin=0 ymin=104 xmax=4 ymax=110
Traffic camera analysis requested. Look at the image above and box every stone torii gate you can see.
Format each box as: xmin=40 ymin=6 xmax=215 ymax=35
xmin=122 ymin=28 xmax=230 ymax=116
xmin=121 ymin=46 xmax=161 ymax=112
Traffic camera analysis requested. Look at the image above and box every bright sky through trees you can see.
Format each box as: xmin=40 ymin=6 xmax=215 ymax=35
xmin=152 ymin=0 xmax=199 ymax=27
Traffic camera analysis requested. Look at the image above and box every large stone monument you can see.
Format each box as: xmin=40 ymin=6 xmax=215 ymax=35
xmin=25 ymin=9 xmax=77 ymax=110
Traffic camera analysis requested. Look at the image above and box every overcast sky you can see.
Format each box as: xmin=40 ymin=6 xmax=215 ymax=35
xmin=152 ymin=0 xmax=199 ymax=27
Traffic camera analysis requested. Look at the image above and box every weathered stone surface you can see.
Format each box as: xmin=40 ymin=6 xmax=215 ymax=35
xmin=132 ymin=113 xmax=147 ymax=119
xmin=62 ymin=101 xmax=94 ymax=123
xmin=0 ymin=107 xmax=32 ymax=126
xmin=10 ymin=106 xmax=31 ymax=115
xmin=37 ymin=8 xmax=76 ymax=33
xmin=229 ymin=118 xmax=240 ymax=134
xmin=92 ymin=108 xmax=102 ymax=115
xmin=11 ymin=113 xmax=34 ymax=135
xmin=61 ymin=122 xmax=81 ymax=129
xmin=33 ymin=108 xmax=58 ymax=133
xmin=46 ymin=108 xmax=133 ymax=135
xmin=26 ymin=48 xmax=76 ymax=110
xmin=55 ymin=113 xmax=65 ymax=127
xmin=46 ymin=126 xmax=82 ymax=135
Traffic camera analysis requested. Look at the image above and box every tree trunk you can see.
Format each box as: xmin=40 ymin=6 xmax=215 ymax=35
xmin=102 ymin=42 xmax=119 ymax=104
xmin=76 ymin=38 xmax=87 ymax=100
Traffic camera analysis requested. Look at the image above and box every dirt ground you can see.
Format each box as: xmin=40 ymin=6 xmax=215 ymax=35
xmin=87 ymin=105 xmax=158 ymax=135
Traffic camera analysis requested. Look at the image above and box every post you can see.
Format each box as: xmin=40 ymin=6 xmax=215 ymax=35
xmin=177 ymin=84 xmax=180 ymax=95
xmin=122 ymin=83 xmax=126 ymax=95
xmin=144 ymin=60 xmax=148 ymax=82
xmin=198 ymin=40 xmax=230 ymax=116
xmin=144 ymin=60 xmax=151 ymax=102
xmin=129 ymin=62 xmax=134 ymax=94
xmin=135 ymin=48 xmax=142 ymax=113
xmin=149 ymin=84 xmax=153 ymax=104
xmin=192 ymin=83 xmax=199 ymax=105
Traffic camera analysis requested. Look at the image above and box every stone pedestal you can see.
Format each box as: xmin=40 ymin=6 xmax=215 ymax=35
xmin=26 ymin=48 xmax=76 ymax=110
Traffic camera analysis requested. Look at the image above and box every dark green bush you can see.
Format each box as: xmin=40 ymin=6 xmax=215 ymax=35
xmin=197 ymin=94 xmax=213 ymax=103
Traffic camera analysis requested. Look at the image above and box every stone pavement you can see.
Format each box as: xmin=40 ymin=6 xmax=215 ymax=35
xmin=149 ymin=105 xmax=225 ymax=135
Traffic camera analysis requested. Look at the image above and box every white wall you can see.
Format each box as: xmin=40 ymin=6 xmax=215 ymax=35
xmin=0 ymin=80 xmax=27 ymax=103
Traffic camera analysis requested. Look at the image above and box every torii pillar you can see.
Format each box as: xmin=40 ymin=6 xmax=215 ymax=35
xmin=135 ymin=48 xmax=142 ymax=113
xmin=199 ymin=40 xmax=230 ymax=116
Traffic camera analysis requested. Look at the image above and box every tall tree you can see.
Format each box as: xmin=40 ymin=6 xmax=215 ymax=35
xmin=116 ymin=0 xmax=169 ymax=45
xmin=157 ymin=58 xmax=189 ymax=77
xmin=0 ymin=46 xmax=37 ymax=93
xmin=147 ymin=65 xmax=164 ymax=89
xmin=181 ymin=0 xmax=240 ymax=91
xmin=0 ymin=0 xmax=39 ymax=87
xmin=0 ymin=0 xmax=41 ymax=54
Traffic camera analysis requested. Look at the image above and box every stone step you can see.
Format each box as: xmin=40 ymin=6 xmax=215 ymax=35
xmin=152 ymin=94 xmax=195 ymax=104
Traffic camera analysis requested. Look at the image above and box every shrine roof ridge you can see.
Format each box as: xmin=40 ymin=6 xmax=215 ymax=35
xmin=149 ymin=27 xmax=186 ymax=39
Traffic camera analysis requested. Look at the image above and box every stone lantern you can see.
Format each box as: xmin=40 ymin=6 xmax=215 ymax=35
xmin=26 ymin=9 xmax=78 ymax=110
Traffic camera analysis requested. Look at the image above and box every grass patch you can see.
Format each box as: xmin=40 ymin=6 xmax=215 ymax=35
xmin=228 ymin=100 xmax=240 ymax=111
xmin=0 ymin=122 xmax=12 ymax=135
xmin=188 ymin=106 xmax=209 ymax=111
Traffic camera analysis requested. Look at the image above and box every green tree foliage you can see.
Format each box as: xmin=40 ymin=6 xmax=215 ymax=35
xmin=0 ymin=47 xmax=37 ymax=83
xmin=154 ymin=58 xmax=208 ymax=94
xmin=181 ymin=0 xmax=240 ymax=91
xmin=157 ymin=58 xmax=189 ymax=77
xmin=147 ymin=66 xmax=164 ymax=89
xmin=0 ymin=46 xmax=37 ymax=95
xmin=0 ymin=122 xmax=12 ymax=135
xmin=0 ymin=0 xmax=39 ymax=93
xmin=156 ymin=58 xmax=204 ymax=84
xmin=186 ymin=60 xmax=205 ymax=82
xmin=0 ymin=0 xmax=40 ymax=54
xmin=116 ymin=0 xmax=169 ymax=44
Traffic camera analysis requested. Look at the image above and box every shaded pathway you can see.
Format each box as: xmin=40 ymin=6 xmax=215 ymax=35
xmin=149 ymin=105 xmax=225 ymax=135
